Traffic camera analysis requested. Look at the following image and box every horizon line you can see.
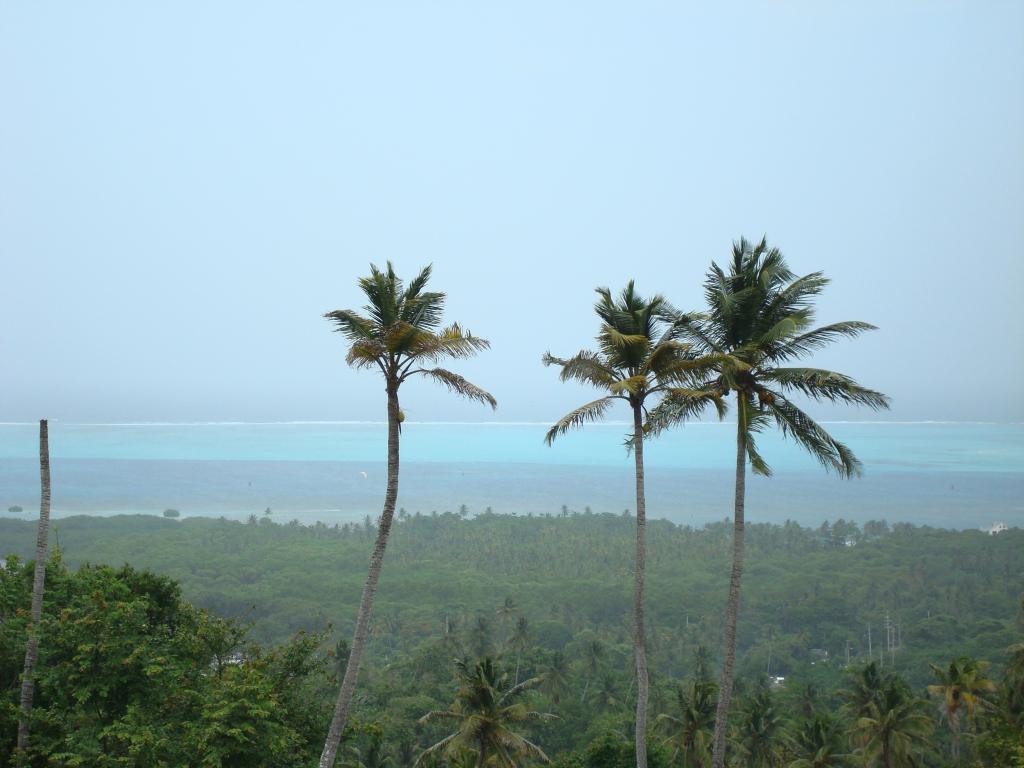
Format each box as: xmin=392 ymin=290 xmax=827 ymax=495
xmin=1 ymin=419 xmax=1022 ymax=427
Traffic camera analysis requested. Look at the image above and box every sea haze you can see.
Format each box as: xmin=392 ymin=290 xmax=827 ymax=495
xmin=0 ymin=422 xmax=1020 ymax=529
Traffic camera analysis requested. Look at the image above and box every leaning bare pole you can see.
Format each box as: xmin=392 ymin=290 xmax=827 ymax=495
xmin=17 ymin=419 xmax=52 ymax=751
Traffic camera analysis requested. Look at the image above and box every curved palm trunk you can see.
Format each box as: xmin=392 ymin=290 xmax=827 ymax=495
xmin=632 ymin=402 xmax=649 ymax=768
xmin=17 ymin=419 xmax=52 ymax=751
xmin=320 ymin=386 xmax=401 ymax=768
xmin=711 ymin=403 xmax=746 ymax=768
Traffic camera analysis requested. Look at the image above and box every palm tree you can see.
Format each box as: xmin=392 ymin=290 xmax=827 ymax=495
xmin=840 ymin=661 xmax=887 ymax=721
xmin=927 ymin=656 xmax=996 ymax=763
xmin=732 ymin=688 xmax=788 ymax=768
xmin=496 ymin=596 xmax=519 ymax=642
xmin=540 ymin=651 xmax=570 ymax=705
xmin=656 ymin=679 xmax=717 ymax=767
xmin=1005 ymin=641 xmax=1024 ymax=719
xmin=849 ymin=674 xmax=933 ymax=768
xmin=17 ymin=419 xmax=52 ymax=751
xmin=508 ymin=617 xmax=532 ymax=686
xmin=417 ymin=657 xmax=556 ymax=767
xmin=788 ymin=714 xmax=850 ymax=768
xmin=579 ymin=638 xmax=606 ymax=703
xmin=320 ymin=263 xmax=496 ymax=767
xmin=544 ymin=282 xmax=722 ymax=768
xmin=661 ymin=239 xmax=890 ymax=768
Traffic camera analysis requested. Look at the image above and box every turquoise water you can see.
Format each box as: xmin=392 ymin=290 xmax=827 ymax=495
xmin=0 ymin=422 xmax=1021 ymax=529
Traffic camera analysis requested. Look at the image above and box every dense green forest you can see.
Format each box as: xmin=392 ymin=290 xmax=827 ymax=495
xmin=2 ymin=512 xmax=1022 ymax=766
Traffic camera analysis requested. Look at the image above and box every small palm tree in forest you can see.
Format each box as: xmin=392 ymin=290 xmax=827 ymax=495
xmin=320 ymin=263 xmax=496 ymax=767
xmin=544 ymin=282 xmax=722 ymax=768
xmin=731 ymin=687 xmax=787 ymax=768
xmin=579 ymin=638 xmax=606 ymax=703
xmin=657 ymin=239 xmax=890 ymax=768
xmin=788 ymin=714 xmax=850 ymax=768
xmin=656 ymin=679 xmax=717 ymax=767
xmin=927 ymin=656 xmax=996 ymax=764
xmin=417 ymin=657 xmax=556 ymax=767
xmin=848 ymin=670 xmax=933 ymax=768
xmin=508 ymin=617 xmax=532 ymax=685
xmin=540 ymin=651 xmax=570 ymax=705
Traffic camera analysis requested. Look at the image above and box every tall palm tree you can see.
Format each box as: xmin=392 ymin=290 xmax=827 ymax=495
xmin=508 ymin=617 xmax=532 ymax=686
xmin=927 ymin=656 xmax=996 ymax=763
xmin=579 ymin=638 xmax=606 ymax=703
xmin=656 ymin=679 xmax=717 ymax=767
xmin=544 ymin=282 xmax=722 ymax=768
xmin=417 ymin=657 xmax=556 ymax=767
xmin=662 ymin=239 xmax=890 ymax=768
xmin=320 ymin=263 xmax=496 ymax=767
xmin=849 ymin=674 xmax=933 ymax=768
xmin=17 ymin=419 xmax=52 ymax=751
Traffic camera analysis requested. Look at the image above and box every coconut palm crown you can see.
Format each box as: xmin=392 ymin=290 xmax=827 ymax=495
xmin=319 ymin=262 xmax=495 ymax=768
xmin=650 ymin=237 xmax=890 ymax=476
xmin=417 ymin=657 xmax=555 ymax=767
xmin=927 ymin=656 xmax=997 ymax=763
xmin=325 ymin=262 xmax=497 ymax=409
xmin=543 ymin=282 xmax=723 ymax=445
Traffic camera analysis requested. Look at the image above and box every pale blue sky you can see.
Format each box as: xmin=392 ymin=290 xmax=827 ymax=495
xmin=2 ymin=2 xmax=1021 ymax=423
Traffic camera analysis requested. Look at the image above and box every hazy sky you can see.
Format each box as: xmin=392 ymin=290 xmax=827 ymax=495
xmin=2 ymin=2 xmax=1022 ymax=423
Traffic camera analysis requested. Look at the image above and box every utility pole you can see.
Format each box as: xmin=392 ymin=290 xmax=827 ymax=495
xmin=867 ymin=622 xmax=872 ymax=658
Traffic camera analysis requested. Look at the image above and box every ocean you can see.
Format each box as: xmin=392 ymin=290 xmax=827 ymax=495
xmin=0 ymin=421 xmax=1021 ymax=530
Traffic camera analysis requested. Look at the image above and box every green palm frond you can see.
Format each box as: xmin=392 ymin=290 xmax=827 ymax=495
xmin=764 ymin=368 xmax=890 ymax=410
xmin=412 ymin=368 xmax=496 ymax=408
xmin=324 ymin=309 xmax=377 ymax=341
xmin=764 ymin=395 xmax=862 ymax=478
xmin=645 ymin=388 xmax=727 ymax=436
xmin=542 ymin=351 xmax=617 ymax=388
xmin=764 ymin=321 xmax=877 ymax=363
xmin=545 ymin=398 xmax=617 ymax=445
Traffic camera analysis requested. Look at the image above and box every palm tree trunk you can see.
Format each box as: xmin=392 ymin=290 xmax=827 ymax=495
xmin=711 ymin=403 xmax=746 ymax=768
xmin=319 ymin=385 xmax=401 ymax=768
xmin=951 ymin=715 xmax=961 ymax=764
xmin=632 ymin=402 xmax=649 ymax=768
xmin=17 ymin=419 xmax=52 ymax=751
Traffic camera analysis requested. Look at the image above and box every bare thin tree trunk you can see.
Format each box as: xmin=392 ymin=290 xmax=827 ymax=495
xmin=632 ymin=403 xmax=649 ymax=768
xmin=319 ymin=387 xmax=401 ymax=768
xmin=17 ymin=419 xmax=52 ymax=751
xmin=711 ymin=405 xmax=746 ymax=768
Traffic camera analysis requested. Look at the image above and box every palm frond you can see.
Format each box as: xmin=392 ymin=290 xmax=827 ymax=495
xmin=645 ymin=388 xmax=726 ymax=436
xmin=414 ymin=733 xmax=459 ymax=766
xmin=542 ymin=350 xmax=617 ymax=389
xmin=600 ymin=324 xmax=650 ymax=350
xmin=764 ymin=321 xmax=879 ymax=363
xmin=324 ymin=309 xmax=376 ymax=341
xmin=765 ymin=368 xmax=891 ymax=410
xmin=545 ymin=397 xmax=617 ymax=445
xmin=609 ymin=375 xmax=649 ymax=396
xmin=410 ymin=324 xmax=491 ymax=362
xmin=414 ymin=368 xmax=497 ymax=409
xmin=765 ymin=395 xmax=863 ymax=478
xmin=345 ymin=339 xmax=387 ymax=370
xmin=497 ymin=675 xmax=544 ymax=704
